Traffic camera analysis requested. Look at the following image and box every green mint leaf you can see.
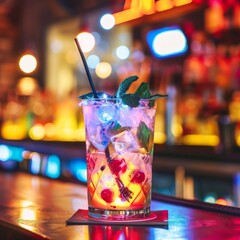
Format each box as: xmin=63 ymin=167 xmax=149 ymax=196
xmin=121 ymin=82 xmax=152 ymax=107
xmin=121 ymin=93 xmax=140 ymax=107
xmin=144 ymin=93 xmax=168 ymax=100
xmin=78 ymin=75 xmax=167 ymax=108
xmin=144 ymin=93 xmax=168 ymax=107
xmin=121 ymin=81 xmax=167 ymax=107
xmin=115 ymin=75 xmax=139 ymax=98
xmin=137 ymin=121 xmax=153 ymax=151
xmin=135 ymin=82 xmax=151 ymax=99
xmin=110 ymin=121 xmax=121 ymax=131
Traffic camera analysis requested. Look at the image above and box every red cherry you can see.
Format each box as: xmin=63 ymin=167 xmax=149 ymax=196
xmin=131 ymin=170 xmax=145 ymax=184
xmin=101 ymin=188 xmax=114 ymax=203
xmin=109 ymin=158 xmax=127 ymax=176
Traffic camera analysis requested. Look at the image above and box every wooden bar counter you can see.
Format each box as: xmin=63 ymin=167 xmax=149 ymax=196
xmin=0 ymin=171 xmax=240 ymax=240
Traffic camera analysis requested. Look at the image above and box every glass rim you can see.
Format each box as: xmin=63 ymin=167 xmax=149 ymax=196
xmin=80 ymin=98 xmax=157 ymax=108
xmin=80 ymin=97 xmax=154 ymax=102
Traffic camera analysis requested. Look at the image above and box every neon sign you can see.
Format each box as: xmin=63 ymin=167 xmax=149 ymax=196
xmin=113 ymin=0 xmax=194 ymax=24
xmin=146 ymin=27 xmax=188 ymax=58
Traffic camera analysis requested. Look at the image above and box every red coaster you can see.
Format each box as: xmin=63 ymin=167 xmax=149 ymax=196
xmin=66 ymin=209 xmax=168 ymax=227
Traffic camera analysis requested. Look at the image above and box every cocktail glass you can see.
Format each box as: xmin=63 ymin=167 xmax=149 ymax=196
xmin=81 ymin=97 xmax=157 ymax=220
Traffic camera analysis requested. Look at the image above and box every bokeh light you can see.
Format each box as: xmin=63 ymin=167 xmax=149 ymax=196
xmin=30 ymin=152 xmax=41 ymax=174
xmin=50 ymin=39 xmax=63 ymax=53
xmin=46 ymin=155 xmax=61 ymax=179
xmin=146 ymin=27 xmax=188 ymax=58
xmin=17 ymin=77 xmax=38 ymax=95
xmin=76 ymin=32 xmax=95 ymax=53
xmin=29 ymin=124 xmax=45 ymax=140
xmin=116 ymin=45 xmax=130 ymax=60
xmin=204 ymin=194 xmax=216 ymax=204
xmin=100 ymin=13 xmax=115 ymax=30
xmin=87 ymin=54 xmax=100 ymax=69
xmin=95 ymin=62 xmax=112 ymax=79
xmin=19 ymin=54 xmax=37 ymax=73
xmin=44 ymin=123 xmax=57 ymax=139
xmin=216 ymin=198 xmax=228 ymax=206
xmin=0 ymin=145 xmax=10 ymax=161
xmin=69 ymin=158 xmax=87 ymax=183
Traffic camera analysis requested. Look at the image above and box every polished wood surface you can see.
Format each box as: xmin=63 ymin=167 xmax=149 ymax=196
xmin=0 ymin=172 xmax=240 ymax=240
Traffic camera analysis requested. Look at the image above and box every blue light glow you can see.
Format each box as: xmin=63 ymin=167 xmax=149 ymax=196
xmin=97 ymin=105 xmax=117 ymax=124
xmin=76 ymin=168 xmax=87 ymax=183
xmin=87 ymin=54 xmax=100 ymax=69
xmin=46 ymin=155 xmax=61 ymax=179
xmin=146 ymin=27 xmax=188 ymax=58
xmin=0 ymin=145 xmax=10 ymax=161
xmin=9 ymin=146 xmax=25 ymax=161
xmin=69 ymin=158 xmax=87 ymax=183
xmin=0 ymin=145 xmax=24 ymax=162
xmin=30 ymin=153 xmax=41 ymax=174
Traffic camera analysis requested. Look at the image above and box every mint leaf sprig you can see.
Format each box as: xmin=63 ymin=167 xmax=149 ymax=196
xmin=79 ymin=75 xmax=167 ymax=107
xmin=114 ymin=75 xmax=139 ymax=98
xmin=118 ymin=76 xmax=167 ymax=107
xmin=137 ymin=121 xmax=154 ymax=152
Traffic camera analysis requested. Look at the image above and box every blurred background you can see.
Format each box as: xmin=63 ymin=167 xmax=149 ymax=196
xmin=0 ymin=0 xmax=240 ymax=208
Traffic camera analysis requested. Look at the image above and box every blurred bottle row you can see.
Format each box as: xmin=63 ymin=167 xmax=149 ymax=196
xmin=1 ymin=32 xmax=240 ymax=150
xmin=0 ymin=88 xmax=85 ymax=142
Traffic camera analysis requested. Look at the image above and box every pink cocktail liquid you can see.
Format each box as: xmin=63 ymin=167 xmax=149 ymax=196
xmin=81 ymin=98 xmax=156 ymax=219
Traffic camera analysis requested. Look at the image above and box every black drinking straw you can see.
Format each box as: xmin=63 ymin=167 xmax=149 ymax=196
xmin=74 ymin=37 xmax=98 ymax=98
xmin=74 ymin=37 xmax=133 ymax=203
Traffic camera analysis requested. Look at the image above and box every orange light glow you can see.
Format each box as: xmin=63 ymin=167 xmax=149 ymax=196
xmin=17 ymin=77 xmax=38 ymax=96
xmin=139 ymin=0 xmax=155 ymax=15
xmin=29 ymin=124 xmax=45 ymax=140
xmin=155 ymin=0 xmax=173 ymax=11
xmin=113 ymin=8 xmax=142 ymax=24
xmin=95 ymin=62 xmax=112 ymax=79
xmin=113 ymin=0 xmax=195 ymax=25
xmin=154 ymin=132 xmax=166 ymax=144
xmin=44 ymin=123 xmax=57 ymax=139
xmin=237 ymin=135 xmax=240 ymax=146
xmin=124 ymin=0 xmax=131 ymax=9
xmin=125 ymin=0 xmax=139 ymax=9
xmin=182 ymin=134 xmax=219 ymax=146
xmin=174 ymin=0 xmax=193 ymax=7
xmin=216 ymin=198 xmax=228 ymax=206
xmin=1 ymin=120 xmax=27 ymax=140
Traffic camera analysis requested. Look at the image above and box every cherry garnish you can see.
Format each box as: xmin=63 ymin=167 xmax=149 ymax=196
xmin=109 ymin=158 xmax=127 ymax=176
xmin=131 ymin=170 xmax=145 ymax=184
xmin=101 ymin=188 xmax=114 ymax=203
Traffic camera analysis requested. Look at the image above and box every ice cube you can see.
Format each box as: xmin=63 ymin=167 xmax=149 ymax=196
xmin=119 ymin=107 xmax=156 ymax=130
xmin=110 ymin=130 xmax=140 ymax=154
xmin=88 ymin=125 xmax=110 ymax=151
xmin=96 ymin=104 xmax=119 ymax=124
xmin=141 ymin=108 xmax=156 ymax=130
xmin=118 ymin=107 xmax=136 ymax=127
